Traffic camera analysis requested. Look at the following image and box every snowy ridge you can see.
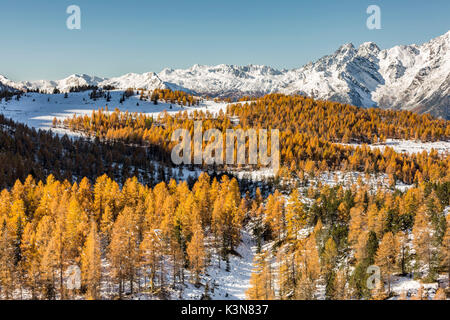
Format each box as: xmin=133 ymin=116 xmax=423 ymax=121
xmin=99 ymin=72 xmax=185 ymax=92
xmin=1 ymin=31 xmax=449 ymax=118
xmin=4 ymin=74 xmax=106 ymax=93
xmin=0 ymin=75 xmax=18 ymax=92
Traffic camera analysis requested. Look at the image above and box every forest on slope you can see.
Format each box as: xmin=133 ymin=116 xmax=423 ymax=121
xmin=59 ymin=94 xmax=450 ymax=185
xmin=0 ymin=90 xmax=449 ymax=300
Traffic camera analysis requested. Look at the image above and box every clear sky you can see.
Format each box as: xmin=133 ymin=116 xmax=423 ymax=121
xmin=1 ymin=0 xmax=449 ymax=81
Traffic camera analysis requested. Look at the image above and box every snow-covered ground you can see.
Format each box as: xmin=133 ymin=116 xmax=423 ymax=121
xmin=312 ymin=171 xmax=412 ymax=192
xmin=371 ymin=139 xmax=450 ymax=155
xmin=342 ymin=139 xmax=450 ymax=155
xmin=444 ymin=206 xmax=450 ymax=217
xmin=389 ymin=275 xmax=441 ymax=300
xmin=231 ymin=168 xmax=275 ymax=182
xmin=130 ymin=229 xmax=257 ymax=301
xmin=180 ymin=230 xmax=256 ymax=300
xmin=0 ymin=91 xmax=229 ymax=132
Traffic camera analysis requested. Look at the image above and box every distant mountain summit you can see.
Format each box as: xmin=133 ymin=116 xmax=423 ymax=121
xmin=1 ymin=31 xmax=449 ymax=119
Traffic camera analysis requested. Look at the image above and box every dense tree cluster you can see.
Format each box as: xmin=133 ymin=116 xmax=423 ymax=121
xmin=246 ymin=180 xmax=449 ymax=300
xmin=0 ymin=173 xmax=246 ymax=299
xmin=0 ymin=90 xmax=19 ymax=102
xmin=1 ymin=170 xmax=447 ymax=299
xmin=0 ymin=115 xmax=176 ymax=189
xmin=61 ymin=97 xmax=450 ymax=185
xmin=147 ymin=88 xmax=199 ymax=106
xmin=121 ymin=88 xmax=200 ymax=106
xmin=70 ymin=85 xmax=99 ymax=93
xmin=227 ymin=94 xmax=450 ymax=143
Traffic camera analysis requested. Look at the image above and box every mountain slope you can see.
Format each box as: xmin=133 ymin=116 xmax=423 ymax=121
xmin=100 ymin=72 xmax=170 ymax=91
xmin=1 ymin=31 xmax=449 ymax=118
xmin=157 ymin=31 xmax=450 ymax=118
xmin=372 ymin=31 xmax=450 ymax=119
xmin=0 ymin=75 xmax=18 ymax=92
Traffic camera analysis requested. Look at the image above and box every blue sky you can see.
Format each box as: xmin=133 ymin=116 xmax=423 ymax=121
xmin=0 ymin=0 xmax=449 ymax=81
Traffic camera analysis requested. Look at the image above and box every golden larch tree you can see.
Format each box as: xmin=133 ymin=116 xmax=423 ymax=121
xmin=375 ymin=232 xmax=397 ymax=295
xmin=81 ymin=222 xmax=102 ymax=299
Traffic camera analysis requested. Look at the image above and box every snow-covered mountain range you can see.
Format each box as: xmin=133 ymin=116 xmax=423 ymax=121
xmin=1 ymin=31 xmax=449 ymax=119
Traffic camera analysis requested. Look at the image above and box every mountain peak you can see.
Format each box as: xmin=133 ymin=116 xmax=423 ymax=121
xmin=358 ymin=41 xmax=380 ymax=52
xmin=336 ymin=43 xmax=356 ymax=53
